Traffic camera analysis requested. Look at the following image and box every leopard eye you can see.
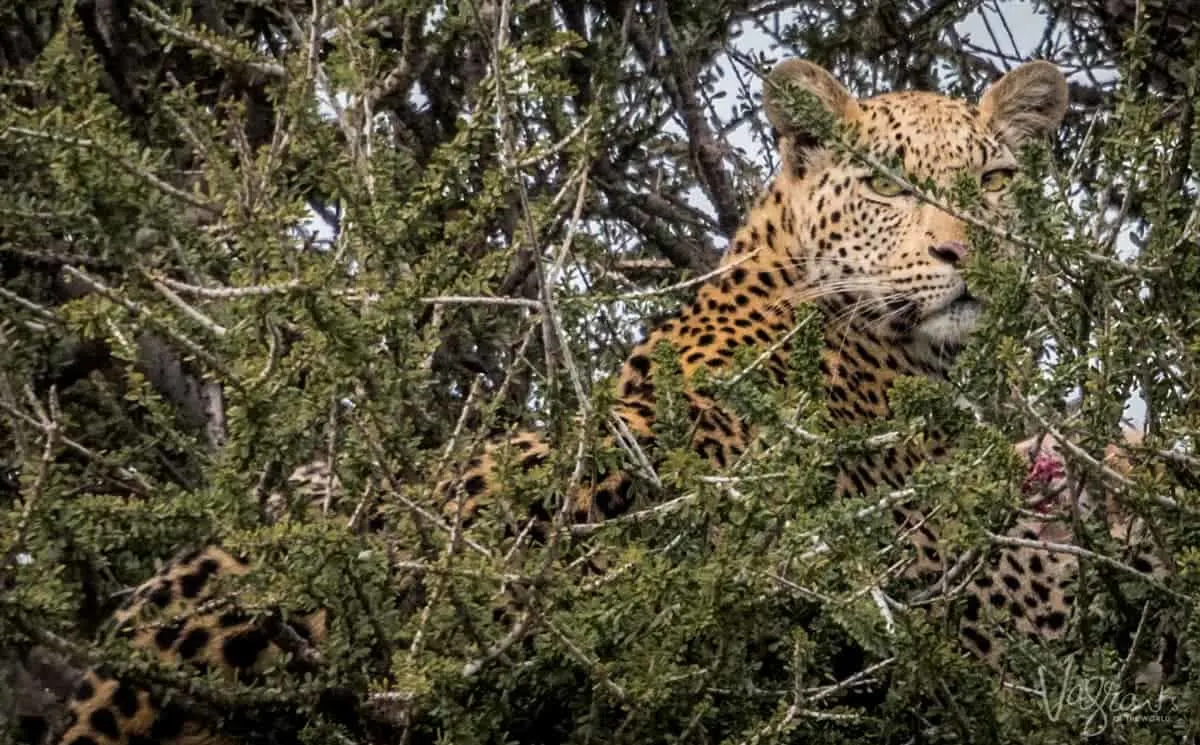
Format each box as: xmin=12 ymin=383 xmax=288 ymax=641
xmin=865 ymin=173 xmax=907 ymax=197
xmin=981 ymin=168 xmax=1016 ymax=192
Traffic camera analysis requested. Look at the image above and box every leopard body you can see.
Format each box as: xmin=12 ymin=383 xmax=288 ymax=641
xmin=52 ymin=58 xmax=1165 ymax=745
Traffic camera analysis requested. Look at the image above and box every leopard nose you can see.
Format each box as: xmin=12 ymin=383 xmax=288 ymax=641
xmin=929 ymin=239 xmax=967 ymax=265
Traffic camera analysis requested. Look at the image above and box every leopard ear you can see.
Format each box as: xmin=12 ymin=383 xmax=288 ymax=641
xmin=763 ymin=58 xmax=861 ymax=137
xmin=978 ymin=61 xmax=1068 ymax=147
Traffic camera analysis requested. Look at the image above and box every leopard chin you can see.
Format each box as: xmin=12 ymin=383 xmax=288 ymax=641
xmin=913 ymin=295 xmax=982 ymax=348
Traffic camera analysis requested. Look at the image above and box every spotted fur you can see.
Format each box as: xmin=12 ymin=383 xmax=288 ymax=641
xmin=55 ymin=546 xmax=325 ymax=745
xmin=54 ymin=58 xmax=1162 ymax=744
xmin=959 ymin=429 xmax=1167 ymax=663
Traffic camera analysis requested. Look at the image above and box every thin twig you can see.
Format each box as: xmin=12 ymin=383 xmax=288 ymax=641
xmin=3 ymin=127 xmax=215 ymax=213
xmin=1015 ymin=390 xmax=1188 ymax=512
xmin=145 ymin=274 xmax=228 ymax=337
xmin=0 ymin=399 xmax=152 ymax=494
xmin=62 ymin=266 xmax=238 ymax=386
xmin=131 ymin=2 xmax=287 ymax=79
xmin=153 ymin=274 xmax=305 ymax=298
xmin=0 ymin=389 xmax=58 ymax=579
xmin=420 ymin=295 xmax=543 ymax=310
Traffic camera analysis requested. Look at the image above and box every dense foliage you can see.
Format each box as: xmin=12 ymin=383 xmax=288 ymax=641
xmin=1 ymin=1 xmax=1198 ymax=743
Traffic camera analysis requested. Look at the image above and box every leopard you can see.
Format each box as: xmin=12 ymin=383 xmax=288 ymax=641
xmin=46 ymin=57 xmax=1170 ymax=745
